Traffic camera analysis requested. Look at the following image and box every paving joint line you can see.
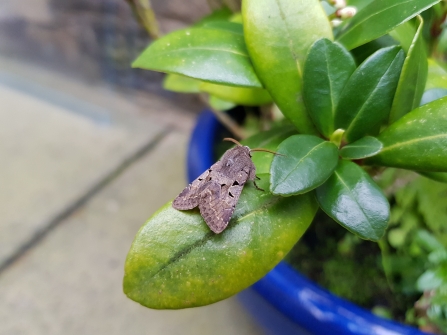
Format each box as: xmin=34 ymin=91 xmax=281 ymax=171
xmin=0 ymin=128 xmax=173 ymax=274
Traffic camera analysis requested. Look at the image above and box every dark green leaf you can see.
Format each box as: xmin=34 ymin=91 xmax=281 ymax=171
xmin=336 ymin=0 xmax=440 ymax=50
xmin=350 ymin=35 xmax=398 ymax=66
xmin=340 ymin=136 xmax=383 ymax=159
xmin=163 ymin=74 xmax=201 ymax=93
xmin=200 ymin=82 xmax=272 ymax=106
xmin=335 ymin=46 xmax=405 ymax=142
xmin=242 ymin=126 xmax=297 ymax=174
xmin=421 ymin=88 xmax=447 ymax=106
xmin=123 ymin=175 xmax=318 ymax=309
xmin=389 ymin=16 xmax=428 ymax=123
xmin=366 ymin=97 xmax=447 ymax=172
xmin=389 ymin=21 xmax=416 ymax=53
xmin=243 ymin=0 xmax=332 ymax=134
xmin=270 ymin=135 xmax=339 ymax=196
xmin=202 ymin=21 xmax=243 ymax=35
xmin=303 ymin=38 xmax=356 ymax=138
xmin=133 ymin=27 xmax=262 ymax=88
xmin=316 ymin=160 xmax=390 ymax=241
xmin=194 ymin=7 xmax=233 ymax=26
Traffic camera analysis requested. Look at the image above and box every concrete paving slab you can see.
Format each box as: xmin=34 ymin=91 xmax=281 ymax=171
xmin=0 ymin=75 xmax=171 ymax=266
xmin=0 ymin=132 xmax=263 ymax=335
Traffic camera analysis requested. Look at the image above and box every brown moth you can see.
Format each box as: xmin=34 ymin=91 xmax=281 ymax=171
xmin=172 ymin=138 xmax=280 ymax=234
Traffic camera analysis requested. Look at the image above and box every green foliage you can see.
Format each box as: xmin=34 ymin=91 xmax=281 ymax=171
xmin=335 ymin=46 xmax=405 ymax=142
xmin=303 ymin=38 xmax=356 ymax=138
xmin=366 ymin=97 xmax=447 ymax=172
xmin=270 ymin=135 xmax=338 ymax=195
xmin=242 ymin=0 xmax=332 ymax=134
xmin=336 ymin=0 xmax=441 ymax=50
xmin=316 ymin=160 xmax=389 ymax=241
xmin=126 ymin=0 xmax=447 ymax=328
xmin=389 ymin=16 xmax=428 ymax=123
xmin=133 ymin=27 xmax=262 ymax=88
xmin=339 ymin=136 xmax=383 ymax=160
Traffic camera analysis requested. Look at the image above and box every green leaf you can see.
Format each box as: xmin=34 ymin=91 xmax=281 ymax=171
xmin=209 ymin=95 xmax=236 ymax=111
xmin=316 ymin=160 xmax=390 ymax=241
xmin=340 ymin=136 xmax=383 ymax=160
xmin=426 ymin=59 xmax=447 ymax=90
xmin=366 ymin=97 xmax=447 ymax=172
xmin=270 ymin=135 xmax=339 ymax=196
xmin=337 ymin=0 xmax=440 ymax=50
xmin=200 ymin=82 xmax=272 ymax=106
xmin=421 ymin=88 xmax=447 ymax=106
xmin=242 ymin=126 xmax=297 ymax=174
xmin=389 ymin=21 xmax=416 ymax=53
xmin=389 ymin=16 xmax=428 ymax=123
xmin=303 ymin=38 xmax=356 ymax=138
xmin=202 ymin=21 xmax=244 ymax=35
xmin=123 ymin=175 xmax=318 ymax=309
xmin=163 ymin=74 xmax=201 ymax=93
xmin=418 ymin=171 xmax=447 ymax=183
xmin=133 ymin=27 xmax=262 ymax=88
xmin=242 ymin=0 xmax=333 ymax=134
xmin=335 ymin=46 xmax=405 ymax=142
xmin=194 ymin=7 xmax=233 ymax=26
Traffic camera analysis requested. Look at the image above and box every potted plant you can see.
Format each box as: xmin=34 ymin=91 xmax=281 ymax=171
xmin=123 ymin=0 xmax=447 ymax=333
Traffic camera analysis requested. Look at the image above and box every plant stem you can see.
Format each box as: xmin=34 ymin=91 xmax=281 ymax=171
xmin=199 ymin=93 xmax=246 ymax=140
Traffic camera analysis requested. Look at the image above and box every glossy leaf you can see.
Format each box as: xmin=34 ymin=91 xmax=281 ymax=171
xmin=335 ymin=46 xmax=405 ymax=142
xmin=421 ymin=88 xmax=447 ymax=106
xmin=389 ymin=21 xmax=416 ymax=53
xmin=202 ymin=21 xmax=244 ymax=35
xmin=303 ymin=38 xmax=356 ymax=138
xmin=366 ymin=97 xmax=447 ymax=172
xmin=336 ymin=0 xmax=440 ymax=50
xmin=418 ymin=172 xmax=447 ymax=183
xmin=340 ymin=136 xmax=383 ymax=160
xmin=243 ymin=0 xmax=332 ymax=134
xmin=133 ymin=27 xmax=262 ymax=88
xmin=163 ymin=74 xmax=201 ymax=93
xmin=426 ymin=59 xmax=447 ymax=90
xmin=389 ymin=17 xmax=428 ymax=123
xmin=316 ymin=160 xmax=390 ymax=241
xmin=200 ymin=82 xmax=272 ymax=106
xmin=270 ymin=135 xmax=339 ymax=196
xmin=123 ymin=175 xmax=318 ymax=309
xmin=209 ymin=95 xmax=236 ymax=111
xmin=242 ymin=125 xmax=297 ymax=174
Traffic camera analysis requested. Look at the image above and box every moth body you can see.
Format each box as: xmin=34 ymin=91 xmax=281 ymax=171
xmin=173 ymin=144 xmax=260 ymax=234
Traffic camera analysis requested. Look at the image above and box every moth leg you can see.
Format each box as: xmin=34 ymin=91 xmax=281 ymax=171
xmin=255 ymin=175 xmax=261 ymax=180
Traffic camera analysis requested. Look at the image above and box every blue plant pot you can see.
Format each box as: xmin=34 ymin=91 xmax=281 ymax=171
xmin=187 ymin=110 xmax=428 ymax=335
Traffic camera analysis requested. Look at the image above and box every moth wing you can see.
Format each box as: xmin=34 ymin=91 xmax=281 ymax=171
xmin=172 ymin=169 xmax=210 ymax=210
xmin=199 ymin=170 xmax=248 ymax=234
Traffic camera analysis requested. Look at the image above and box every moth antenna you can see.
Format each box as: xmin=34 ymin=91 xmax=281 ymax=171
xmin=223 ymin=138 xmax=243 ymax=146
xmin=250 ymin=148 xmax=286 ymax=157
